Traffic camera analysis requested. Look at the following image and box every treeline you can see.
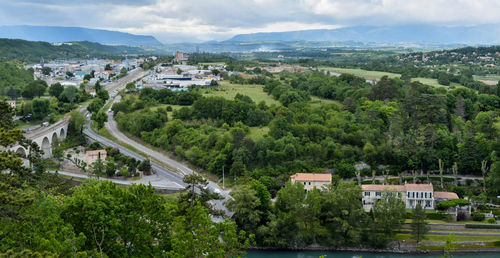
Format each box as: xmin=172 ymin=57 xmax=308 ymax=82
xmin=0 ymin=101 xmax=248 ymax=256
xmin=227 ymin=180 xmax=407 ymax=249
xmin=114 ymin=70 xmax=500 ymax=198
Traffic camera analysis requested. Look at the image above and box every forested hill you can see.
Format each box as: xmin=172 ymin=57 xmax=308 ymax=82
xmin=0 ymin=38 xmax=153 ymax=62
xmin=392 ymin=45 xmax=500 ymax=66
xmin=0 ymin=25 xmax=163 ymax=46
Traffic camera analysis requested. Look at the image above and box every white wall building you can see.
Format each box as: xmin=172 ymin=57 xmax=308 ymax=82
xmin=362 ymin=183 xmax=444 ymax=211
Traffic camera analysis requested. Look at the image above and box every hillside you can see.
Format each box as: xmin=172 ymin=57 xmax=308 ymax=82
xmin=0 ymin=38 xmax=156 ymax=62
xmin=0 ymin=25 xmax=163 ymax=46
xmin=228 ymin=25 xmax=500 ymax=44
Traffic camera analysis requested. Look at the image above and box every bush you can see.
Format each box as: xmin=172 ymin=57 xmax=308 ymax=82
xmin=426 ymin=212 xmax=448 ymax=220
xmin=465 ymin=223 xmax=500 ymax=229
xmin=119 ymin=167 xmax=130 ymax=177
xmin=487 ymin=218 xmax=497 ymax=224
xmin=166 ymin=106 xmax=173 ymax=111
xmin=472 ymin=212 xmax=486 ymax=221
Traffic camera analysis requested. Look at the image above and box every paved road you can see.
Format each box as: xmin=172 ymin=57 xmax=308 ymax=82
xmin=104 ymin=93 xmax=233 ymax=216
xmin=49 ymin=170 xmax=183 ymax=190
xmin=82 ymin=68 xmax=233 ymax=219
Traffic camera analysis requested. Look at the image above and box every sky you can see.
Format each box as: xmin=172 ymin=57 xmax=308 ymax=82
xmin=0 ymin=0 xmax=499 ymax=43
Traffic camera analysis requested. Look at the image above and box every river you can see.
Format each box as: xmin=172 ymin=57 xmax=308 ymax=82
xmin=246 ymin=250 xmax=500 ymax=258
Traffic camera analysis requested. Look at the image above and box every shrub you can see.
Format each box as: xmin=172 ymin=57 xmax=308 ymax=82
xmin=166 ymin=106 xmax=173 ymax=111
xmin=487 ymin=218 xmax=497 ymax=224
xmin=119 ymin=167 xmax=130 ymax=177
xmin=472 ymin=212 xmax=485 ymax=221
xmin=426 ymin=212 xmax=448 ymax=220
xmin=494 ymin=241 xmax=500 ymax=247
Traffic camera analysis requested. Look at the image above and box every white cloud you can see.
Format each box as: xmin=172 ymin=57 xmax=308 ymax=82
xmin=1 ymin=0 xmax=500 ymax=43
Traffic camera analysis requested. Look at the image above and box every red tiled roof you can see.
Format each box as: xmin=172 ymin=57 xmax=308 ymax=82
xmin=290 ymin=173 xmax=331 ymax=182
xmin=434 ymin=191 xmax=459 ymax=199
xmin=86 ymin=149 xmax=107 ymax=156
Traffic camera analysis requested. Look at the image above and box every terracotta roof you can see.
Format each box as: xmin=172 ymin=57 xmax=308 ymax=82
xmin=405 ymin=183 xmax=433 ymax=191
xmin=290 ymin=173 xmax=331 ymax=182
xmin=434 ymin=191 xmax=459 ymax=199
xmin=362 ymin=185 xmax=405 ymax=192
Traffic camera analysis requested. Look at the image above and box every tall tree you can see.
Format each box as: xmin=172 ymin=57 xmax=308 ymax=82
xmin=410 ymin=203 xmax=429 ymax=243
xmin=372 ymin=191 xmax=406 ymax=237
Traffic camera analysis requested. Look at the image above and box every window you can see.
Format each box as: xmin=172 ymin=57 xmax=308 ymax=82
xmin=376 ymin=192 xmax=381 ymax=196
xmin=412 ymin=192 xmax=415 ymax=198
xmin=303 ymin=182 xmax=306 ymax=185
xmin=426 ymin=200 xmax=431 ymax=207
xmin=430 ymin=193 xmax=432 ymax=198
xmin=309 ymin=182 xmax=311 ymax=185
xmin=364 ymin=191 xmax=370 ymax=197
xmin=407 ymin=192 xmax=410 ymax=198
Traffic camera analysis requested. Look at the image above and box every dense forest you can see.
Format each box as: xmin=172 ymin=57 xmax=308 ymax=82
xmin=0 ymin=62 xmax=34 ymax=96
xmin=113 ymin=71 xmax=500 ymax=198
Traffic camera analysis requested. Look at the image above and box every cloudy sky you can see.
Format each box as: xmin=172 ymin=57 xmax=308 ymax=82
xmin=0 ymin=0 xmax=499 ymax=43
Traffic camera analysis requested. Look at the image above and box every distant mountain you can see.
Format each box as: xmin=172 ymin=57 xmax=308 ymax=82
xmin=227 ymin=25 xmax=500 ymax=44
xmin=0 ymin=25 xmax=163 ymax=46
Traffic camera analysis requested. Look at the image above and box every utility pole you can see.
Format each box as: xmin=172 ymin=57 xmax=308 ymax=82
xmin=222 ymin=165 xmax=225 ymax=190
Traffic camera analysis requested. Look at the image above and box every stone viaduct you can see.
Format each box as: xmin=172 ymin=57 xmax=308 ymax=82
xmin=10 ymin=119 xmax=69 ymax=158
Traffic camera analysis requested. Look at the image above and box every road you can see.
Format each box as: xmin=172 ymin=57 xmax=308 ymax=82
xmin=83 ymin=68 xmax=232 ymax=218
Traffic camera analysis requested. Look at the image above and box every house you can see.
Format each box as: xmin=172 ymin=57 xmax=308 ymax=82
xmin=362 ymin=182 xmax=442 ymax=211
xmin=86 ymin=89 xmax=96 ymax=97
xmin=174 ymin=51 xmax=189 ymax=63
xmin=85 ymin=149 xmax=107 ymax=164
xmin=290 ymin=173 xmax=332 ymax=191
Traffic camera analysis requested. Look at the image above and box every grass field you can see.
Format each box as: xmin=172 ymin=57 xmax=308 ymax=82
xmin=395 ymin=233 xmax=499 ymax=242
xmin=203 ymin=81 xmax=280 ymax=106
xmin=321 ymin=67 xmax=400 ymax=80
xmin=198 ymin=62 xmax=225 ymax=66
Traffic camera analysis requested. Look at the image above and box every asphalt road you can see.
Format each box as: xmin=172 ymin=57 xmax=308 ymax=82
xmin=83 ymin=69 xmax=232 ymax=218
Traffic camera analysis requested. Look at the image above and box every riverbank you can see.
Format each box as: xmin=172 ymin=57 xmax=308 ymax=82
xmin=246 ymin=249 xmax=500 ymax=258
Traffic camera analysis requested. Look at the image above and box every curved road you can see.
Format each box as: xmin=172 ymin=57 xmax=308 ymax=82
xmin=82 ymin=69 xmax=232 ymax=218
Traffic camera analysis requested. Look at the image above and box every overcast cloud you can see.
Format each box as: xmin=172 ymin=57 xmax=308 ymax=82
xmin=0 ymin=0 xmax=499 ymax=43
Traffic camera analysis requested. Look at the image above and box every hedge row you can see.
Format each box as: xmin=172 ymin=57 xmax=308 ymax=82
xmin=465 ymin=224 xmax=500 ymax=229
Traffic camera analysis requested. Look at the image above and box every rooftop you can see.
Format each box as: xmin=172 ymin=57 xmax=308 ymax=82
xmin=434 ymin=191 xmax=459 ymax=199
xmin=290 ymin=173 xmax=332 ymax=182
xmin=86 ymin=149 xmax=107 ymax=156
xmin=405 ymin=183 xmax=433 ymax=191
xmin=362 ymin=185 xmax=405 ymax=192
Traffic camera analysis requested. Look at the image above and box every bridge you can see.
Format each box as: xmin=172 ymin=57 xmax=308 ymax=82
xmin=11 ymin=119 xmax=69 ymax=158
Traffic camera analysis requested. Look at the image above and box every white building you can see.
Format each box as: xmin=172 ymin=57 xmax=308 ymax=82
xmin=362 ymin=183 xmax=445 ymax=211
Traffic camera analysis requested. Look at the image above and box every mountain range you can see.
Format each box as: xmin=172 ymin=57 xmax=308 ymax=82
xmin=227 ymin=25 xmax=500 ymax=44
xmin=0 ymin=25 xmax=163 ymax=46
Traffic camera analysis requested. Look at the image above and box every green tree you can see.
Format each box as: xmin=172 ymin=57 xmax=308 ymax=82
xmin=87 ymin=98 xmax=104 ymax=113
xmin=68 ymin=110 xmax=86 ymax=136
xmin=410 ymin=203 xmax=429 ymax=243
xmin=104 ymin=64 xmax=112 ymax=71
xmin=105 ymin=160 xmax=116 ymax=177
xmin=92 ymin=111 xmax=108 ymax=135
xmin=49 ymin=83 xmax=64 ymax=99
xmin=97 ymin=89 xmax=109 ymax=102
xmin=31 ymin=98 xmax=50 ymax=119
xmin=60 ymin=86 xmax=78 ymax=103
xmin=126 ymin=82 xmax=136 ymax=92
xmin=41 ymin=66 xmax=52 ymax=76
xmin=90 ymin=157 xmax=105 ymax=179
xmin=137 ymin=159 xmax=152 ymax=175
xmin=226 ymin=185 xmax=262 ymax=234
xmin=22 ymin=80 xmax=47 ymax=99
xmin=372 ymin=191 xmax=406 ymax=237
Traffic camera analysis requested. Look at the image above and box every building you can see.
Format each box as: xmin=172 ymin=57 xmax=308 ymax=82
xmin=6 ymin=100 xmax=16 ymax=109
xmin=86 ymin=149 xmax=107 ymax=164
xmin=85 ymin=89 xmax=96 ymax=97
xmin=174 ymin=51 xmax=189 ymax=63
xmin=361 ymin=182 xmax=459 ymax=211
xmin=290 ymin=173 xmax=332 ymax=191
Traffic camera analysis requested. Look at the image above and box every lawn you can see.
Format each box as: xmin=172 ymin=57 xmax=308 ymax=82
xmin=310 ymin=96 xmax=342 ymax=108
xmin=203 ymin=81 xmax=280 ymax=106
xmin=395 ymin=233 xmax=500 ymax=242
xmin=411 ymin=77 xmax=464 ymax=88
